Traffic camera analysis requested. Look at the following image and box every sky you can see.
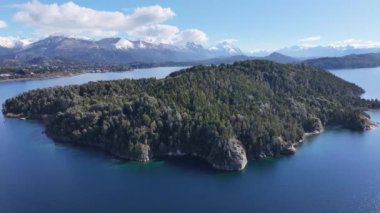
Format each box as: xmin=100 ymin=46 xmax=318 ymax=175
xmin=0 ymin=0 xmax=380 ymax=52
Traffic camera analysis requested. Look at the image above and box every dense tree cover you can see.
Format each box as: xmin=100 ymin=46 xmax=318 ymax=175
xmin=303 ymin=53 xmax=380 ymax=69
xmin=3 ymin=60 xmax=379 ymax=170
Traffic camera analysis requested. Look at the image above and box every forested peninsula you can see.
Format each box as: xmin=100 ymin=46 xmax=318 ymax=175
xmin=3 ymin=60 xmax=379 ymax=171
xmin=303 ymin=53 xmax=380 ymax=69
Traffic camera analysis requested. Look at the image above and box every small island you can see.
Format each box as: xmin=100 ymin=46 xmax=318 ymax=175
xmin=3 ymin=60 xmax=379 ymax=171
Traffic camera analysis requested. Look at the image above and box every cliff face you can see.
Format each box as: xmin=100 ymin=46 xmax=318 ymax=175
xmin=207 ymin=139 xmax=248 ymax=171
xmin=3 ymin=60 xmax=380 ymax=171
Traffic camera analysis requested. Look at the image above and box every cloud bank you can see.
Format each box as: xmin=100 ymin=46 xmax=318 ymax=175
xmin=128 ymin=25 xmax=207 ymax=45
xmin=13 ymin=0 xmax=208 ymax=44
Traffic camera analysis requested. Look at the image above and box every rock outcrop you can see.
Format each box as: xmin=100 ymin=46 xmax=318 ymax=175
xmin=208 ymin=139 xmax=248 ymax=171
xmin=360 ymin=113 xmax=378 ymax=130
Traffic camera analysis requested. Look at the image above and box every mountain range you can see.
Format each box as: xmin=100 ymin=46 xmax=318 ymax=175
xmin=277 ymin=45 xmax=380 ymax=58
xmin=0 ymin=36 xmax=243 ymax=65
xmin=198 ymin=52 xmax=299 ymax=65
xmin=2 ymin=36 xmax=380 ymax=70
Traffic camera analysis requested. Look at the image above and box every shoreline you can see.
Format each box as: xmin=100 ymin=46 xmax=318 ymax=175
xmin=7 ymin=111 xmax=378 ymax=171
xmin=0 ymin=64 xmax=191 ymax=84
xmin=0 ymin=72 xmax=86 ymax=83
xmin=0 ymin=65 xmax=189 ymax=83
xmin=293 ymin=119 xmax=379 ymax=151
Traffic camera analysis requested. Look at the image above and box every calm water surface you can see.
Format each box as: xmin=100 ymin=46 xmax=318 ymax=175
xmin=1 ymin=67 xmax=380 ymax=213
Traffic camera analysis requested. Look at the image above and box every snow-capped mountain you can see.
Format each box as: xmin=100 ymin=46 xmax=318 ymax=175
xmin=0 ymin=36 xmax=246 ymax=64
xmin=0 ymin=37 xmax=31 ymax=49
xmin=0 ymin=37 xmax=32 ymax=56
xmin=114 ymin=39 xmax=135 ymax=50
xmin=3 ymin=36 xmax=380 ymax=62
xmin=209 ymin=41 xmax=243 ymax=57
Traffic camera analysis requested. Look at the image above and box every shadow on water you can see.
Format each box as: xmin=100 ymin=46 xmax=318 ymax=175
xmin=23 ymin=119 xmax=296 ymax=176
xmin=322 ymin=128 xmax=368 ymax=139
xmin=42 ymin=133 xmax=232 ymax=175
xmin=154 ymin=155 xmax=224 ymax=174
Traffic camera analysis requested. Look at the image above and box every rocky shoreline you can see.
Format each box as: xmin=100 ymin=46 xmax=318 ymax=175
xmin=6 ymin=112 xmax=377 ymax=171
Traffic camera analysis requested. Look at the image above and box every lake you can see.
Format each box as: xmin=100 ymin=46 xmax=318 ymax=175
xmin=1 ymin=66 xmax=380 ymax=213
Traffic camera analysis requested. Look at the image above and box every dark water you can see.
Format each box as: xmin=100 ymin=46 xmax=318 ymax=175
xmin=1 ymin=67 xmax=380 ymax=213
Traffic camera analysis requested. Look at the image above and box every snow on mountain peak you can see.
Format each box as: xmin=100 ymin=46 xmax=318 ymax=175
xmin=209 ymin=41 xmax=242 ymax=55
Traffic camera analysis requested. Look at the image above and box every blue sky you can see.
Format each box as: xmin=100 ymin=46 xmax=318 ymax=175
xmin=0 ymin=0 xmax=380 ymax=51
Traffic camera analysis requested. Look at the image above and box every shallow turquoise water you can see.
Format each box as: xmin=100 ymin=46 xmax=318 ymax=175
xmin=1 ymin=67 xmax=380 ymax=213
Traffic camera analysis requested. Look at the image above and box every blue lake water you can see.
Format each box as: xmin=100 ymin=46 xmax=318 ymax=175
xmin=1 ymin=66 xmax=380 ymax=213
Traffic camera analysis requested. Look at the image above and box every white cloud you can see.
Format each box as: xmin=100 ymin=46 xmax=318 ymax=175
xmin=330 ymin=38 xmax=380 ymax=48
xmin=176 ymin=29 xmax=208 ymax=44
xmin=0 ymin=20 xmax=7 ymax=28
xmin=13 ymin=0 xmax=175 ymax=37
xmin=299 ymin=36 xmax=321 ymax=42
xmin=12 ymin=0 xmax=208 ymax=45
xmin=129 ymin=25 xmax=208 ymax=45
xmin=129 ymin=24 xmax=179 ymax=44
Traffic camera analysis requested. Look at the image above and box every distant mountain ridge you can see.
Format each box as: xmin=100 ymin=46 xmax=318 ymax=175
xmin=2 ymin=36 xmax=380 ymax=70
xmin=249 ymin=45 xmax=380 ymax=59
xmin=0 ymin=36 xmax=243 ymax=65
xmin=264 ymin=52 xmax=299 ymax=64
xmin=277 ymin=45 xmax=380 ymax=58
xmin=197 ymin=52 xmax=299 ymax=65
xmin=303 ymin=53 xmax=380 ymax=69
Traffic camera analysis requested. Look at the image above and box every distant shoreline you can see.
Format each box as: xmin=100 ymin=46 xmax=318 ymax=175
xmin=0 ymin=72 xmax=84 ymax=83
xmin=0 ymin=65 xmax=192 ymax=84
xmin=0 ymin=64 xmax=191 ymax=84
xmin=0 ymin=69 xmax=135 ymax=83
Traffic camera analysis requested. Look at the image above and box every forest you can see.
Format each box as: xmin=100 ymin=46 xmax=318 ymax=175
xmin=3 ymin=60 xmax=379 ymax=170
xmin=304 ymin=53 xmax=380 ymax=69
